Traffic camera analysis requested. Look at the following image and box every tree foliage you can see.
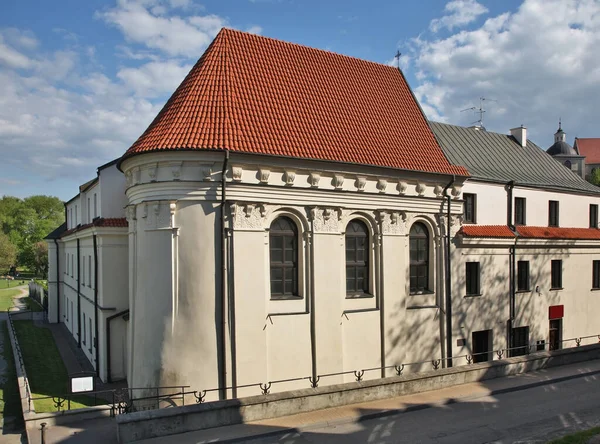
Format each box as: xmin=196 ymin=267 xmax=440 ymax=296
xmin=0 ymin=195 xmax=64 ymax=275
xmin=0 ymin=232 xmax=17 ymax=273
xmin=589 ymin=168 xmax=600 ymax=187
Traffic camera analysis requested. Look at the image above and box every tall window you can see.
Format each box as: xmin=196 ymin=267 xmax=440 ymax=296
xmin=88 ymin=255 xmax=92 ymax=288
xmin=551 ymin=260 xmax=562 ymax=289
xmin=465 ymin=262 xmax=480 ymax=296
xmin=549 ymin=201 xmax=559 ymax=227
xmin=346 ymin=220 xmax=370 ymax=296
xmin=87 ymin=198 xmax=91 ymax=223
xmin=71 ymin=254 xmax=74 ymax=278
xmin=517 ymin=261 xmax=529 ymax=291
xmin=463 ymin=193 xmax=477 ymax=224
xmin=410 ymin=223 xmax=429 ymax=293
xmin=590 ymin=204 xmax=598 ymax=229
xmin=82 ymin=256 xmax=86 ymax=286
xmin=94 ymin=194 xmax=98 ymax=219
xmin=82 ymin=316 xmax=86 ymax=345
xmin=269 ymin=217 xmax=298 ymax=298
xmin=515 ymin=197 xmax=526 ymax=225
xmin=593 ymin=261 xmax=600 ymax=289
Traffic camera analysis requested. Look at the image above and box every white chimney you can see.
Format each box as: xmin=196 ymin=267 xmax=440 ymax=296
xmin=510 ymin=125 xmax=527 ymax=147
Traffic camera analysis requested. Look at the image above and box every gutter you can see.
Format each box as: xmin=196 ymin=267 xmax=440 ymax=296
xmin=77 ymin=238 xmax=81 ymax=348
xmin=93 ymin=234 xmax=100 ymax=377
xmin=54 ymin=239 xmax=60 ymax=322
xmin=443 ymin=175 xmax=455 ymax=367
xmin=106 ymin=309 xmax=130 ymax=383
xmin=219 ymin=150 xmax=229 ymax=400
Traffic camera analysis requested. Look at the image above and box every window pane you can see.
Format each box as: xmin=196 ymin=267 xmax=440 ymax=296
xmin=271 ymin=279 xmax=283 ymax=294
xmin=271 ymin=247 xmax=283 ymax=263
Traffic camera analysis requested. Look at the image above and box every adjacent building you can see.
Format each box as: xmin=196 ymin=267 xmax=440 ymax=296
xmin=46 ymin=29 xmax=600 ymax=401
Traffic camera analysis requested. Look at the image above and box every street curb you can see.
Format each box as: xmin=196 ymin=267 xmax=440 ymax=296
xmin=214 ymin=366 xmax=600 ymax=443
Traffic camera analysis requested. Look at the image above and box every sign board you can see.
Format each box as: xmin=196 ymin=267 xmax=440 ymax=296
xmin=549 ymin=305 xmax=564 ymax=320
xmin=69 ymin=373 xmax=95 ymax=393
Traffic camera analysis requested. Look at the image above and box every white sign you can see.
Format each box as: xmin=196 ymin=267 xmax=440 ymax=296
xmin=71 ymin=376 xmax=94 ymax=393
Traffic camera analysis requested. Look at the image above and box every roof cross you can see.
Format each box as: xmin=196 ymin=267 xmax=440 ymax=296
xmin=394 ymin=50 xmax=401 ymax=69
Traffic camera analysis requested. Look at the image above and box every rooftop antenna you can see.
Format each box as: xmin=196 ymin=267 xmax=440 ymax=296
xmin=461 ymin=97 xmax=497 ymax=129
xmin=394 ymin=50 xmax=401 ymax=70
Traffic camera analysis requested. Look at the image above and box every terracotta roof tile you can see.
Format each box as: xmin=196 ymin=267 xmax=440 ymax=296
xmin=516 ymin=226 xmax=600 ymax=240
xmin=60 ymin=218 xmax=128 ymax=237
xmin=122 ymin=29 xmax=468 ymax=176
xmin=459 ymin=225 xmax=516 ymax=238
xmin=575 ymin=138 xmax=600 ymax=164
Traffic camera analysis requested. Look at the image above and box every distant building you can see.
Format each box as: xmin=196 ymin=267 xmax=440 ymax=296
xmin=574 ymin=137 xmax=600 ymax=181
xmin=546 ymin=122 xmax=586 ymax=179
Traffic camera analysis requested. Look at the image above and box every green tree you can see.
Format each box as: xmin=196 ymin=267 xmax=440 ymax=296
xmin=589 ymin=169 xmax=600 ymax=187
xmin=0 ymin=232 xmax=17 ymax=274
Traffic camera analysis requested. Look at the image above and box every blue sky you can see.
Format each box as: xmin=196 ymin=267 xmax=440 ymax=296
xmin=1 ymin=0 xmax=599 ymax=201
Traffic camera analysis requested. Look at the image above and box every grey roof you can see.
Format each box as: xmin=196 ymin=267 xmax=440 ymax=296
xmin=430 ymin=122 xmax=600 ymax=194
xmin=45 ymin=222 xmax=67 ymax=240
xmin=547 ymin=140 xmax=577 ymax=156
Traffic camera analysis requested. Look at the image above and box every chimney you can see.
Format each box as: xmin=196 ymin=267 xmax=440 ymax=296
xmin=510 ymin=125 xmax=527 ymax=147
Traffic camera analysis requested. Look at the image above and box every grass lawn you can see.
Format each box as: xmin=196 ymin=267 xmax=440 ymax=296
xmin=0 ymin=321 xmax=24 ymax=430
xmin=549 ymin=427 xmax=600 ymax=444
xmin=13 ymin=321 xmax=95 ymax=412
xmin=0 ymin=289 xmax=22 ymax=311
xmin=0 ymin=280 xmax=26 ymax=290
xmin=24 ymin=297 xmax=44 ymax=312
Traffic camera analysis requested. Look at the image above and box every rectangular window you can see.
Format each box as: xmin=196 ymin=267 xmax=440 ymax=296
xmin=87 ymin=198 xmax=91 ymax=223
xmin=515 ymin=197 xmax=526 ymax=225
xmin=511 ymin=326 xmax=529 ymax=357
xmin=593 ymin=261 xmax=600 ymax=289
xmin=463 ymin=193 xmax=477 ymax=224
xmin=75 ymin=205 xmax=78 ymax=225
xmin=94 ymin=194 xmax=97 ymax=219
xmin=71 ymin=254 xmax=74 ymax=278
xmin=65 ymin=252 xmax=67 ymax=274
xmin=551 ymin=260 xmax=562 ymax=289
xmin=517 ymin=260 xmax=529 ymax=291
xmin=88 ymin=255 xmax=92 ymax=288
xmin=549 ymin=200 xmax=559 ymax=227
xmin=590 ymin=204 xmax=598 ymax=229
xmin=89 ymin=317 xmax=92 ymax=352
xmin=465 ymin=262 xmax=480 ymax=296
xmin=82 ymin=256 xmax=85 ymax=286
xmin=82 ymin=316 xmax=86 ymax=345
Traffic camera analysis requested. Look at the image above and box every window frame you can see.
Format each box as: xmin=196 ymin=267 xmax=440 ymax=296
xmin=409 ymin=222 xmax=430 ymax=294
xmin=515 ymin=197 xmax=526 ymax=225
xmin=590 ymin=204 xmax=598 ymax=229
xmin=517 ymin=260 xmax=530 ymax=292
xmin=88 ymin=255 xmax=92 ymax=288
xmin=269 ymin=216 xmax=300 ymax=300
xmin=593 ymin=260 xmax=600 ymax=289
xmin=465 ymin=262 xmax=481 ymax=296
xmin=551 ymin=259 xmax=562 ymax=289
xmin=548 ymin=200 xmax=559 ymax=227
xmin=463 ymin=193 xmax=477 ymax=224
xmin=345 ymin=219 xmax=371 ymax=298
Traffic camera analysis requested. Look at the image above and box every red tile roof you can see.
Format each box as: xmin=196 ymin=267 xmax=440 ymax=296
xmin=122 ymin=28 xmax=468 ymax=177
xmin=575 ymin=138 xmax=600 ymax=164
xmin=516 ymin=226 xmax=600 ymax=240
xmin=61 ymin=218 xmax=128 ymax=237
xmin=460 ymin=225 xmax=516 ymax=238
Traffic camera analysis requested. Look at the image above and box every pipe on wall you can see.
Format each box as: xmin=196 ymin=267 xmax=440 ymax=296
xmin=54 ymin=238 xmax=60 ymax=323
xmin=219 ymin=150 xmax=230 ymax=400
xmin=377 ymin=230 xmax=385 ymax=378
xmin=443 ymin=176 xmax=455 ymax=368
xmin=309 ymin=224 xmax=317 ymax=386
xmin=93 ymin=234 xmax=99 ymax=377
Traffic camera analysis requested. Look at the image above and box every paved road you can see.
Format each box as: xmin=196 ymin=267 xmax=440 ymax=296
xmin=248 ymin=372 xmax=600 ymax=444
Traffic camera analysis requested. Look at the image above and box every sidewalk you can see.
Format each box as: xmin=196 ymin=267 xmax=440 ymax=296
xmin=135 ymin=358 xmax=600 ymax=444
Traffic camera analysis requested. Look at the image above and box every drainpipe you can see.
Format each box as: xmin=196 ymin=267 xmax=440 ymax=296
xmin=54 ymin=239 xmax=60 ymax=323
xmin=76 ymin=238 xmax=81 ymax=348
xmin=443 ymin=176 xmax=455 ymax=368
xmin=219 ymin=150 xmax=229 ymax=400
xmin=93 ymin=234 xmax=99 ymax=377
xmin=106 ymin=309 xmax=130 ymax=383
xmin=377 ymin=230 xmax=385 ymax=378
xmin=506 ymin=181 xmax=516 ymax=353
xmin=309 ymin=224 xmax=317 ymax=386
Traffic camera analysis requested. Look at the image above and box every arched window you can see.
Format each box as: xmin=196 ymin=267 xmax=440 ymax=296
xmin=410 ymin=222 xmax=429 ymax=293
xmin=346 ymin=219 xmax=369 ymax=296
xmin=269 ymin=217 xmax=298 ymax=298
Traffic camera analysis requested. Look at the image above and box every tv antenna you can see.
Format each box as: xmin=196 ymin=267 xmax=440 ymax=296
xmin=461 ymin=97 xmax=497 ymax=129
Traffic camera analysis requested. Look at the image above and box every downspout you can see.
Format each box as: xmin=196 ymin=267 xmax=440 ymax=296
xmin=106 ymin=309 xmax=130 ymax=383
xmin=54 ymin=239 xmax=60 ymax=323
xmin=309 ymin=224 xmax=317 ymax=386
xmin=378 ymin=230 xmax=385 ymax=378
xmin=443 ymin=176 xmax=455 ymax=368
xmin=77 ymin=238 xmax=81 ymax=348
xmin=506 ymin=181 xmax=516 ymax=353
xmin=219 ymin=150 xmax=229 ymax=400
xmin=93 ymin=234 xmax=99 ymax=377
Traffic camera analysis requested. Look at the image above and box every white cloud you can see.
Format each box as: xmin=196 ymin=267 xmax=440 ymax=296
xmin=430 ymin=0 xmax=489 ymax=33
xmin=246 ymin=25 xmax=263 ymax=35
xmin=0 ymin=35 xmax=33 ymax=69
xmin=410 ymin=0 xmax=600 ymax=145
xmin=117 ymin=60 xmax=192 ymax=97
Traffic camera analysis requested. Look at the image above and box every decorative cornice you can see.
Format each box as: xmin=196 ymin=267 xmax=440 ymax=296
xmin=355 ymin=176 xmax=367 ymax=192
xmin=310 ymin=206 xmax=343 ymax=233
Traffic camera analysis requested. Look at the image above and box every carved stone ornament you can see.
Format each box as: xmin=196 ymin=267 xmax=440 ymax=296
xmin=258 ymin=168 xmax=270 ymax=184
xmin=126 ymin=206 xmax=137 ymax=222
xmin=232 ymin=166 xmax=243 ymax=181
xmin=379 ymin=211 xmax=407 ymax=235
xmin=397 ymin=181 xmax=408 ymax=195
xmin=355 ymin=177 xmax=367 ymax=192
xmin=148 ymin=163 xmax=157 ymax=182
xmin=415 ymin=182 xmax=426 ymax=196
xmin=434 ymin=184 xmax=443 ymax=197
xmin=125 ymin=170 xmax=133 ymax=187
xmin=309 ymin=172 xmax=321 ymax=188
xmin=451 ymin=185 xmax=463 ymax=199
xmin=377 ymin=179 xmax=388 ymax=193
xmin=333 ymin=175 xmax=344 ymax=190
xmin=283 ymin=170 xmax=296 ymax=185
xmin=202 ymin=163 xmax=215 ymax=181
xmin=133 ymin=167 xmax=141 ymax=185
xmin=449 ymin=214 xmax=463 ymax=236
xmin=170 ymin=162 xmax=183 ymax=181
xmin=231 ymin=203 xmax=268 ymax=230
xmin=310 ymin=207 xmax=342 ymax=233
